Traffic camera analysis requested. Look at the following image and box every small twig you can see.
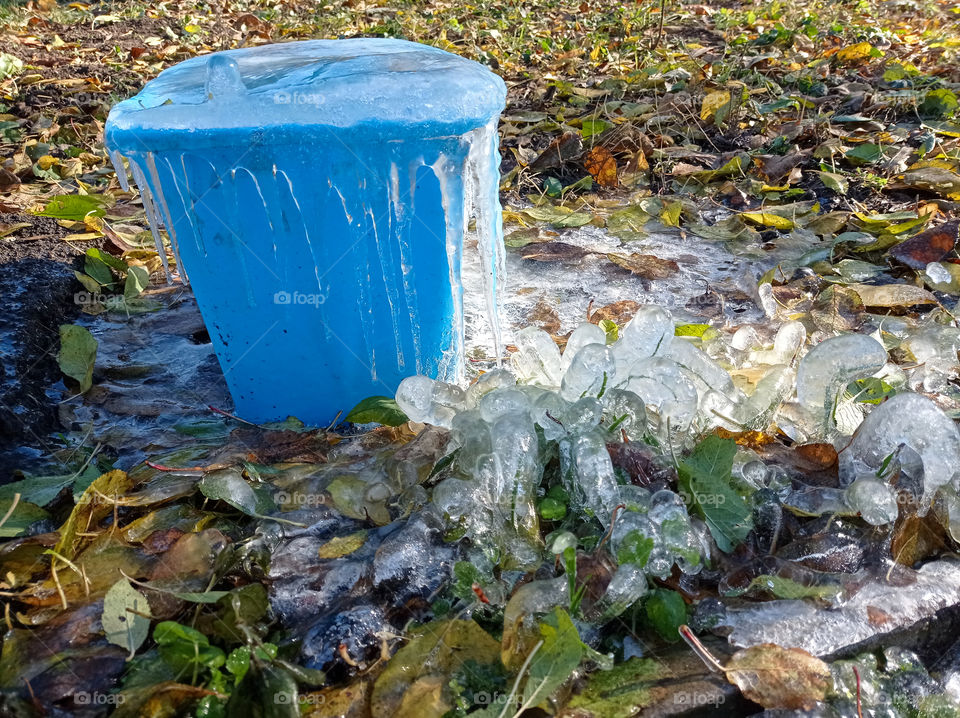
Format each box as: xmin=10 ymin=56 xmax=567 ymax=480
xmin=208 ymin=404 xmax=259 ymax=426
xmin=852 ymin=665 xmax=863 ymax=718
xmin=678 ymin=625 xmax=725 ymax=674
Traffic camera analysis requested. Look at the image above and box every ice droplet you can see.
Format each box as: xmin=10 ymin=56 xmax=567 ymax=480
xmin=841 ymin=392 xmax=960 ymax=508
xmin=796 ymin=333 xmax=887 ymax=434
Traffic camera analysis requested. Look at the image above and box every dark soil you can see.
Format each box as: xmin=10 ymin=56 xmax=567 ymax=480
xmin=0 ymin=214 xmax=102 ymax=479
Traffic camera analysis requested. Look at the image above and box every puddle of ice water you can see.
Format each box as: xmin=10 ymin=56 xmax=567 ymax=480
xmin=463 ymin=215 xmax=818 ymax=362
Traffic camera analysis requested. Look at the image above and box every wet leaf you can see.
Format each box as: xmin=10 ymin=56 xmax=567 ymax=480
xmin=892 ymin=511 xmax=947 ymax=567
xmin=645 ymin=589 xmax=686 ymax=642
xmin=562 ymin=657 xmax=659 ymax=717
xmin=889 ymin=220 xmax=959 ymax=269
xmin=55 ymin=469 xmax=131 ymax=561
xmin=724 ymin=574 xmax=841 ymax=600
xmin=522 ymin=608 xmax=583 ymax=709
xmin=811 ymin=285 xmax=865 ymax=333
xmin=102 ymin=578 xmax=152 ymax=657
xmin=0 ymin=499 xmax=48 ymax=538
xmin=317 ymin=530 xmax=367 ymax=559
xmin=606 ymin=205 xmax=651 ymax=240
xmin=606 ymin=253 xmax=679 ymax=279
xmin=677 ymin=436 xmax=752 ymax=552
xmin=198 ymin=469 xmax=274 ymax=517
xmin=520 ymin=242 xmax=590 ymax=262
xmin=346 ymin=395 xmax=408 ymax=426
xmin=58 ymin=324 xmax=97 ymax=393
xmin=849 ymin=283 xmax=937 ymax=308
xmin=370 ymin=619 xmax=501 ymax=718
xmin=724 ymin=644 xmax=831 ymax=710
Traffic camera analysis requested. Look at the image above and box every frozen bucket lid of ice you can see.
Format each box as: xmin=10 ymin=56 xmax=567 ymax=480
xmin=106 ymin=38 xmax=507 ymax=150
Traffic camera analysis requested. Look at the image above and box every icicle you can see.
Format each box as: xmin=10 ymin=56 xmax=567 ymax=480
xmin=128 ymin=159 xmax=173 ymax=284
xmin=109 ymin=149 xmax=129 ymax=192
xmin=145 ymin=152 xmax=189 ymax=285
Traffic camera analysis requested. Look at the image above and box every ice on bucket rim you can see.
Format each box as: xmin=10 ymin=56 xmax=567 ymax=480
xmin=105 ymin=38 xmax=508 ymax=150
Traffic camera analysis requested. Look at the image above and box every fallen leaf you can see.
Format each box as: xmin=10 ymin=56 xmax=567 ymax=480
xmin=701 ymin=90 xmax=731 ymax=122
xmin=317 ymin=530 xmax=368 ymax=560
xmin=606 ymin=253 xmax=679 ymax=279
xmin=724 ymin=644 xmax=831 ymax=710
xmin=584 ymin=146 xmax=618 ymax=187
xmin=849 ymin=283 xmax=938 ymax=308
xmin=530 ymin=132 xmax=583 ymax=172
xmin=889 ymin=220 xmax=959 ymax=269
xmin=520 ymin=242 xmax=590 ymax=262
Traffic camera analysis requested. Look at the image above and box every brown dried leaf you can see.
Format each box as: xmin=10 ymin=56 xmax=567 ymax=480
xmin=891 ymin=510 xmax=947 ymax=567
xmin=587 ymin=299 xmax=640 ymax=324
xmin=584 ymin=146 xmax=618 ymax=187
xmin=529 ymin=131 xmax=584 ymax=172
xmin=724 ymin=644 xmax=831 ymax=710
xmin=520 ymin=242 xmax=590 ymax=262
xmin=606 ymin=253 xmax=679 ymax=279
xmin=889 ymin=220 xmax=959 ymax=269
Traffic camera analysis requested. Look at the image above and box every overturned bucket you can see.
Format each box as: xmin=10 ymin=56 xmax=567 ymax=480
xmin=105 ymin=39 xmax=506 ymax=424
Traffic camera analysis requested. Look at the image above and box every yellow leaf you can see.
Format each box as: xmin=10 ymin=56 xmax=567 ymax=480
xmin=317 ymin=530 xmax=367 ymax=559
xmin=741 ymin=212 xmax=795 ymax=230
xmin=37 ymin=155 xmax=58 ymax=170
xmin=836 ymin=42 xmax=876 ymax=63
xmin=701 ymin=90 xmax=731 ymax=121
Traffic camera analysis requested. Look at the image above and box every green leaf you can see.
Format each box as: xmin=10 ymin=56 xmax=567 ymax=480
xmin=581 ymin=119 xmax=611 ymax=138
xmin=83 ymin=252 xmax=115 ymax=288
xmin=57 ymin=324 xmax=97 ymax=393
xmin=154 ymin=620 xmax=226 ymax=673
xmin=198 ymin=470 xmax=274 ymax=517
xmin=677 ymin=435 xmax=752 ymax=552
xmin=644 ymin=588 xmax=686 ymax=642
xmin=226 ymin=646 xmax=251 ymax=684
xmin=724 ymin=574 xmax=841 ymax=600
xmin=543 ymin=176 xmax=563 ymax=197
xmin=345 ymin=395 xmax=408 ymax=426
xmin=34 ymin=194 xmax=107 ymax=221
xmin=598 ymin=319 xmax=618 ymax=344
xmin=606 ymin=205 xmax=651 ymax=241
xmin=674 ymin=323 xmax=710 ymax=338
xmin=0 ymin=52 xmax=24 ymax=80
xmin=102 ymin=579 xmax=152 ymax=657
xmin=817 ymin=171 xmax=848 ymax=195
xmin=124 ymin=265 xmax=150 ymax=299
xmin=660 ymin=201 xmax=683 ymax=227
xmin=564 ymin=657 xmax=659 ymax=718
xmin=616 ymin=529 xmax=654 ymax=568
xmin=920 ymin=88 xmax=959 ymax=119
xmin=0 ymin=499 xmax=48 ymax=538
xmin=521 ymin=608 xmax=583 ymax=709
xmin=845 ymin=143 xmax=884 ymax=164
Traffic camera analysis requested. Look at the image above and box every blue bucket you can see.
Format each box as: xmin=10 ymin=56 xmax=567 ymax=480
xmin=105 ymin=39 xmax=506 ymax=424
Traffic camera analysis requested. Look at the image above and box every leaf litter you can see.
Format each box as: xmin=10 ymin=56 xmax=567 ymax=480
xmin=5 ymin=0 xmax=960 ymax=715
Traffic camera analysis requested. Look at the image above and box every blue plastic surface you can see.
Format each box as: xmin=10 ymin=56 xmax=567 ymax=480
xmin=105 ymin=39 xmax=506 ymax=424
